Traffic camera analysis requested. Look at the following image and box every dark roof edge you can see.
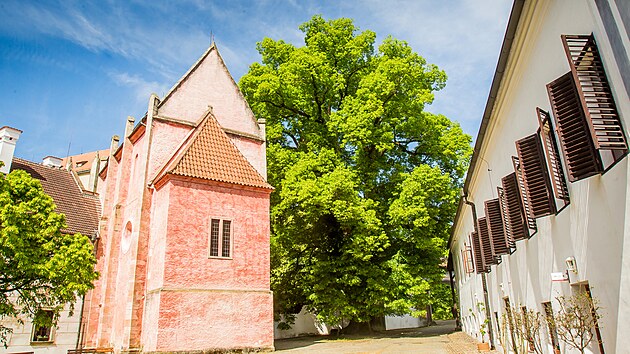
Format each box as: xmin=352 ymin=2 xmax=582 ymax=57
xmin=448 ymin=0 xmax=526 ymax=250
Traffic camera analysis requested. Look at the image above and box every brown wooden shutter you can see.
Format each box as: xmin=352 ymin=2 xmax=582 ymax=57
xmin=515 ymin=134 xmax=557 ymax=218
xmin=537 ymin=108 xmax=570 ymax=205
xmin=500 ymin=173 xmax=531 ymax=241
xmin=562 ymin=34 xmax=628 ymax=156
xmin=471 ymin=231 xmax=486 ymax=274
xmin=485 ymin=198 xmax=514 ymax=261
xmin=547 ymin=72 xmax=602 ymax=181
xmin=512 ymin=157 xmax=538 ymax=232
xmin=477 ymin=217 xmax=495 ymax=269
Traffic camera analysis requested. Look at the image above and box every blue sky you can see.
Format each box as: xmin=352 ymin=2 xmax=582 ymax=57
xmin=0 ymin=0 xmax=512 ymax=161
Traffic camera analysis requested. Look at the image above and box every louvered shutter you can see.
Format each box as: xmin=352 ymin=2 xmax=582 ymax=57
xmin=537 ymin=108 xmax=570 ymax=205
xmin=547 ymin=72 xmax=603 ymax=181
xmin=485 ymin=198 xmax=513 ymax=261
xmin=500 ymin=173 xmax=531 ymax=241
xmin=471 ymin=231 xmax=486 ymax=274
xmin=477 ymin=217 xmax=495 ymax=269
xmin=562 ymin=34 xmax=628 ymax=156
xmin=515 ymin=134 xmax=557 ymax=218
xmin=512 ymin=157 xmax=538 ymax=232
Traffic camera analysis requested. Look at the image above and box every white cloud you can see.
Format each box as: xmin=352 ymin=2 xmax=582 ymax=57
xmin=108 ymin=71 xmax=170 ymax=104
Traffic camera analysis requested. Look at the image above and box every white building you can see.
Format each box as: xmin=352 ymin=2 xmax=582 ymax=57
xmin=0 ymin=126 xmax=101 ymax=353
xmin=449 ymin=0 xmax=630 ymax=353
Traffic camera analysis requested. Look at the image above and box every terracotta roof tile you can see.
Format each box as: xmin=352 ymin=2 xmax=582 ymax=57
xmin=11 ymin=158 xmax=101 ymax=236
xmin=169 ymin=113 xmax=272 ymax=190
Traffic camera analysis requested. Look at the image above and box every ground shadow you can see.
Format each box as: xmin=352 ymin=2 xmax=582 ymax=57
xmin=274 ymin=320 xmax=459 ymax=351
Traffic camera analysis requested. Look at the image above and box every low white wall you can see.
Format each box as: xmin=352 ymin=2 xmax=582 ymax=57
xmin=385 ymin=314 xmax=426 ymax=330
xmin=274 ymin=307 xmax=330 ymax=339
xmin=274 ymin=308 xmax=426 ymax=339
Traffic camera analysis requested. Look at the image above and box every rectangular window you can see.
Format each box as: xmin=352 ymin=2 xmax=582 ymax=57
xmin=542 ymin=302 xmax=560 ymax=351
xmin=462 ymin=242 xmax=474 ymax=274
xmin=222 ymin=220 xmax=231 ymax=258
xmin=511 ymin=157 xmax=538 ymax=233
xmin=547 ymin=34 xmax=628 ymax=181
xmin=210 ymin=219 xmax=232 ymax=258
xmin=471 ymin=231 xmax=487 ymax=274
xmin=477 ymin=217 xmax=496 ymax=269
xmin=485 ymin=198 xmax=515 ymax=261
xmin=31 ymin=310 xmax=54 ymax=343
xmin=504 ymin=298 xmax=518 ymax=353
xmin=500 ymin=173 xmax=532 ymax=241
xmin=537 ymin=107 xmax=570 ymax=210
xmin=515 ymin=134 xmax=557 ymax=218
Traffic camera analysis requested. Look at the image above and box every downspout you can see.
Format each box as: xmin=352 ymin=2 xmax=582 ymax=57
xmin=76 ymin=294 xmax=86 ymax=350
xmin=463 ymin=194 xmax=495 ymax=350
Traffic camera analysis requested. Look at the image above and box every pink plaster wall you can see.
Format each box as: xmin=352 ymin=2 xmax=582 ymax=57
xmin=146 ymin=120 xmax=192 ymax=181
xmin=227 ymin=132 xmax=267 ymax=179
xmin=159 ymin=49 xmax=262 ymax=140
xmin=84 ymin=44 xmax=273 ymax=353
xmin=164 ymin=179 xmax=270 ymax=290
xmin=155 ymin=290 xmax=273 ymax=351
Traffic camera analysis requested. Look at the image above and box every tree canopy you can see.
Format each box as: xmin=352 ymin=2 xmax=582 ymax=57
xmin=240 ymin=15 xmax=472 ymax=327
xmin=0 ymin=169 xmax=98 ymax=345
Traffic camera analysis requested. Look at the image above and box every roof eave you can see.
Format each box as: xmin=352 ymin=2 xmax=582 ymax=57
xmin=448 ymin=0 xmax=526 ymax=250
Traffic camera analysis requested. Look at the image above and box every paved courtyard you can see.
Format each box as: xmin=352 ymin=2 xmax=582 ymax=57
xmin=274 ymin=320 xmax=500 ymax=353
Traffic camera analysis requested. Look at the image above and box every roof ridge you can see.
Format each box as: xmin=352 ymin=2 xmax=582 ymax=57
xmin=158 ymin=43 xmax=216 ymax=109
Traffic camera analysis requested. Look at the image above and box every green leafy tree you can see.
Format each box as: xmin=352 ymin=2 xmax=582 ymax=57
xmin=0 ymin=169 xmax=99 ymax=345
xmin=241 ymin=15 xmax=471 ymax=329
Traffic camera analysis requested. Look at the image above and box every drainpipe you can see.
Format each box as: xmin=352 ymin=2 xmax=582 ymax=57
xmin=463 ymin=194 xmax=495 ymax=350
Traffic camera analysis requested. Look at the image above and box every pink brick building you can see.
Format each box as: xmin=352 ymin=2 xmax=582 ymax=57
xmin=81 ymin=44 xmax=274 ymax=352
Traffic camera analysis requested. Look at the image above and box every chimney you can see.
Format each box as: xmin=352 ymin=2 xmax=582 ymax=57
xmin=42 ymin=156 xmax=63 ymax=168
xmin=0 ymin=126 xmax=22 ymax=174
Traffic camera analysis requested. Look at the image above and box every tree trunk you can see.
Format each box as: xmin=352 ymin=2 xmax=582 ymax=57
xmin=341 ymin=316 xmax=386 ymax=334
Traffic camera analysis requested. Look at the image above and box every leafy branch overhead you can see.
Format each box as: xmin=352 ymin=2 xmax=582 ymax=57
xmin=240 ymin=15 xmax=471 ymax=326
xmin=0 ymin=169 xmax=99 ymax=346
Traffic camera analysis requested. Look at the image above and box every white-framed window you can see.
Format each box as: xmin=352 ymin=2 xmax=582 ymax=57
xmin=31 ymin=310 xmax=54 ymax=343
xmin=209 ymin=218 xmax=232 ymax=258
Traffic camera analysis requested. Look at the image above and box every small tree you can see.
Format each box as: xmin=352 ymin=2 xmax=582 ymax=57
xmin=549 ymin=292 xmax=602 ymax=354
xmin=470 ymin=302 xmax=489 ymax=343
xmin=512 ymin=306 xmax=545 ymax=354
xmin=0 ymin=169 xmax=99 ymax=346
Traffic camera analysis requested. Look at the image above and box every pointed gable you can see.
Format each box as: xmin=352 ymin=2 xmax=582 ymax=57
xmin=158 ymin=44 xmax=262 ymax=140
xmin=161 ymin=111 xmax=271 ymax=190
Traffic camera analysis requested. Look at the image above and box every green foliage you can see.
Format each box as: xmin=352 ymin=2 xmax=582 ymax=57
xmin=428 ymin=281 xmax=454 ymax=320
xmin=241 ymin=15 xmax=471 ymax=327
xmin=0 ymin=169 xmax=98 ymax=346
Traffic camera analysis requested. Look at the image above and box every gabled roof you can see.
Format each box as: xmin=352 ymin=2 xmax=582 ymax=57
xmin=157 ymin=43 xmax=263 ymax=141
xmin=155 ymin=110 xmax=272 ymax=190
xmin=62 ymin=149 xmax=109 ymax=173
xmin=11 ymin=158 xmax=101 ymax=236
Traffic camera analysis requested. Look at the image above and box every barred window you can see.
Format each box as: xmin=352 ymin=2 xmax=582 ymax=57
xmin=210 ymin=218 xmax=232 ymax=258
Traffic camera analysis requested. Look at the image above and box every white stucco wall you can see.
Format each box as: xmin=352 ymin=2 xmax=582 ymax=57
xmin=451 ymin=1 xmax=630 ymax=353
xmin=0 ymin=303 xmax=82 ymax=354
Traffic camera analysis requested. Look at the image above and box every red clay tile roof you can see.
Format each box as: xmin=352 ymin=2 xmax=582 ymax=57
xmin=61 ymin=150 xmax=109 ymax=174
xmin=11 ymin=158 xmax=101 ymax=236
xmin=168 ymin=112 xmax=272 ymax=190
